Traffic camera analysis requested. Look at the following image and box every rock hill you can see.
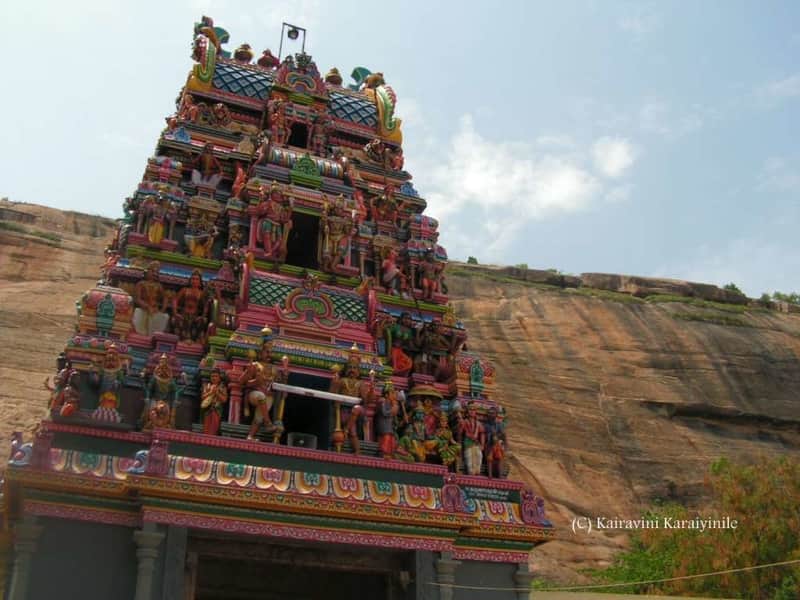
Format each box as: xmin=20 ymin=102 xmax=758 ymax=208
xmin=2 ymin=200 xmax=799 ymax=583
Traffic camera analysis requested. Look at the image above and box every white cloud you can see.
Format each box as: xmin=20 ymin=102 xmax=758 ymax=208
xmin=618 ymin=7 xmax=660 ymax=37
xmin=406 ymin=116 xmax=641 ymax=261
xmin=757 ymin=157 xmax=800 ymax=193
xmin=593 ymin=137 xmax=638 ymax=178
xmin=756 ymin=74 xmax=800 ymax=107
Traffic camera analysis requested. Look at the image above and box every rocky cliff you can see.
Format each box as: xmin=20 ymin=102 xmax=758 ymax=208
xmin=1 ymin=201 xmax=799 ymax=583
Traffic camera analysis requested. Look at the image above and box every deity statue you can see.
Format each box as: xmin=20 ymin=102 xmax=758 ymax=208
xmin=376 ymin=382 xmax=399 ymax=459
xmin=44 ymin=352 xmax=73 ymax=412
xmin=435 ymin=412 xmax=461 ymax=472
xmin=384 ymin=312 xmax=416 ymax=376
xmin=255 ymin=182 xmax=293 ymax=262
xmin=171 ymin=270 xmax=210 ymax=343
xmin=309 ymin=113 xmax=331 ymax=156
xmin=258 ymin=49 xmax=280 ymax=69
xmin=267 ymin=99 xmax=288 ymax=147
xmin=89 ymin=344 xmax=127 ymax=423
xmin=485 ymin=406 xmax=506 ymax=478
xmin=58 ymin=371 xmax=82 ymax=418
xmin=145 ymin=192 xmax=176 ymax=246
xmin=178 ymin=94 xmax=200 ymax=123
xmin=320 ymin=197 xmax=357 ymax=272
xmin=200 ymin=368 xmax=228 ymax=435
xmin=240 ymin=330 xmax=288 ymax=440
xmin=132 ymin=261 xmax=169 ymax=336
xmin=381 ymin=248 xmax=406 ymax=294
xmin=420 ymin=249 xmax=442 ymax=300
xmin=191 ymin=143 xmax=223 ymax=189
xmin=142 ymin=354 xmax=180 ymax=430
xmin=458 ymin=402 xmax=486 ymax=476
xmin=231 ymin=162 xmax=247 ymax=199
xmin=372 ymin=184 xmax=401 ymax=224
xmin=390 ymin=425 xmax=413 ymax=463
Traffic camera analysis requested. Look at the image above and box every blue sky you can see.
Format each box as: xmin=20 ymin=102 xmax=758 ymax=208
xmin=2 ymin=1 xmax=798 ymax=296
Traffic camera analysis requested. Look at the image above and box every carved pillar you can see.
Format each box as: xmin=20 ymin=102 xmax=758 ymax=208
xmin=133 ymin=527 xmax=165 ymax=600
xmin=514 ymin=563 xmax=535 ymax=600
xmin=434 ymin=552 xmax=460 ymax=600
xmin=228 ymin=380 xmax=242 ymax=425
xmin=7 ymin=516 xmax=43 ymax=600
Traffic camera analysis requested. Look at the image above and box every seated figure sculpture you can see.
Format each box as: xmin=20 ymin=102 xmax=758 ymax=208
xmin=132 ymin=261 xmax=169 ymax=336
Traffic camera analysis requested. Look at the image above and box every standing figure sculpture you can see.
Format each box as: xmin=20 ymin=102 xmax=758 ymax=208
xmin=376 ymin=382 xmax=399 ymax=459
xmin=143 ymin=354 xmax=180 ymax=430
xmin=90 ymin=344 xmax=127 ymax=423
xmin=44 ymin=352 xmax=73 ymax=412
xmin=240 ymin=330 xmax=287 ymax=440
xmin=132 ymin=261 xmax=169 ymax=336
xmin=201 ymin=368 xmax=228 ymax=435
xmin=172 ymin=269 xmax=210 ymax=343
xmin=459 ymin=402 xmax=486 ymax=476
xmin=255 ymin=183 xmax=293 ymax=262
xmin=267 ymin=99 xmax=288 ymax=147
xmin=485 ymin=406 xmax=506 ymax=478
xmin=435 ymin=412 xmax=462 ymax=472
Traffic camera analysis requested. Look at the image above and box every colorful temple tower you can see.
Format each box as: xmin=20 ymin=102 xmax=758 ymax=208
xmin=3 ymin=17 xmax=552 ymax=600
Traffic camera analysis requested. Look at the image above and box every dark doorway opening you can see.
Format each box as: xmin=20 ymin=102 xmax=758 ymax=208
xmin=283 ymin=372 xmax=331 ymax=449
xmin=285 ymin=212 xmax=320 ymax=269
xmin=288 ymin=122 xmax=309 ymax=148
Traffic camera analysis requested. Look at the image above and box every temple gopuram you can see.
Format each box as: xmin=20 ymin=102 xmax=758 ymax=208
xmin=3 ymin=17 xmax=553 ymax=600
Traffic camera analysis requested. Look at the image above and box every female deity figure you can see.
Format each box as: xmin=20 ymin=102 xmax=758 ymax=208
xmin=146 ymin=193 xmax=175 ymax=245
xmin=376 ymin=382 xmax=399 ymax=459
xmin=44 ymin=353 xmax=73 ymax=412
xmin=143 ymin=354 xmax=179 ymax=430
xmin=132 ymin=261 xmax=169 ymax=336
xmin=201 ymin=368 xmax=228 ymax=435
xmin=90 ymin=344 xmax=127 ymax=423
xmin=240 ymin=333 xmax=288 ymax=440
xmin=172 ymin=270 xmax=210 ymax=343
xmin=435 ymin=412 xmax=461 ymax=472
xmin=458 ymin=402 xmax=486 ymax=476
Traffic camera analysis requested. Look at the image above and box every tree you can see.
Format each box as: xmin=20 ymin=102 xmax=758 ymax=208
xmin=723 ymin=282 xmax=743 ymax=295
xmin=593 ymin=457 xmax=800 ymax=598
xmin=467 ymin=256 xmax=478 ymax=265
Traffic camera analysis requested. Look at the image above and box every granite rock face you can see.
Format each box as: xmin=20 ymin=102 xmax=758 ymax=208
xmin=447 ymin=274 xmax=800 ymax=582
xmin=2 ymin=202 xmax=799 ymax=582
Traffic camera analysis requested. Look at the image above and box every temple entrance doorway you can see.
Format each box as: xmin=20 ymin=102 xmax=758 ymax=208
xmin=282 ymin=372 xmax=331 ymax=450
xmin=285 ymin=212 xmax=319 ymax=270
xmin=188 ymin=533 xmax=410 ymax=600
